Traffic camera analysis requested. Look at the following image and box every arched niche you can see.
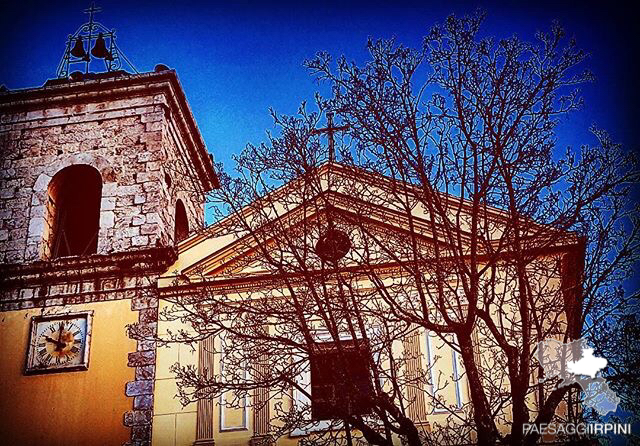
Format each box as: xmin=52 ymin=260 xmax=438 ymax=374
xmin=174 ymin=199 xmax=189 ymax=243
xmin=44 ymin=165 xmax=102 ymax=258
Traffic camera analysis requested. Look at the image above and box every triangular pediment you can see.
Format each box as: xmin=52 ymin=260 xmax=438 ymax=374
xmin=158 ymin=163 xmax=572 ymax=289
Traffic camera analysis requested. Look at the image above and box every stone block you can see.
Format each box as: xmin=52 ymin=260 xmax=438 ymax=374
xmin=135 ymin=172 xmax=154 ymax=183
xmin=125 ymin=379 xmax=154 ymax=396
xmin=0 ymin=186 xmax=16 ymax=199
xmin=29 ymin=204 xmax=46 ymax=218
xmin=20 ymin=300 xmax=35 ymax=309
xmin=137 ymin=339 xmax=157 ymax=351
xmin=145 ymin=121 xmax=162 ymax=132
xmin=145 ymin=212 xmax=161 ymax=224
xmin=123 ymin=409 xmax=153 ymax=427
xmin=128 ymin=351 xmax=156 ymax=367
xmin=124 ymin=226 xmax=140 ymax=237
xmin=19 ymin=288 xmax=34 ymax=299
xmin=132 ymin=294 xmax=158 ymax=310
xmin=137 ymin=150 xmax=163 ymax=163
xmin=146 ymin=161 xmax=161 ymax=171
xmin=33 ymin=173 xmax=51 ymax=191
xmin=102 ymin=182 xmax=118 ymax=197
xmin=140 ymin=111 xmax=164 ymax=123
xmin=131 ymin=425 xmax=152 ymax=442
xmin=27 ymin=217 xmax=45 ymax=237
xmin=135 ymin=365 xmax=156 ymax=381
xmin=132 ymin=215 xmax=146 ymax=226
xmin=140 ymin=224 xmax=156 ymax=235
xmin=117 ymin=184 xmax=143 ymax=196
xmin=130 ymin=322 xmax=158 ymax=339
xmin=140 ymin=131 xmax=162 ymax=144
xmin=100 ymin=211 xmax=115 ymax=228
xmin=133 ymin=394 xmax=154 ymax=410
xmin=24 ymin=243 xmax=39 ymax=261
xmin=132 ymin=235 xmax=149 ymax=246
xmin=101 ymin=196 xmax=116 ymax=211
xmin=139 ymin=308 xmax=158 ymax=324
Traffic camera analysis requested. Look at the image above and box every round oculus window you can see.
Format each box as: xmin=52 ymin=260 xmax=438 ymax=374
xmin=315 ymin=228 xmax=351 ymax=262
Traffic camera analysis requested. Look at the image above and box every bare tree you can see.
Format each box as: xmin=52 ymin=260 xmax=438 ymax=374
xmin=153 ymin=11 xmax=639 ymax=446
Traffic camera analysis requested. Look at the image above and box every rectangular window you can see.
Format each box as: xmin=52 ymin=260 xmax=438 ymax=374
xmin=310 ymin=339 xmax=374 ymax=420
xmin=219 ymin=340 xmax=248 ymax=431
xmin=424 ymin=331 xmax=466 ymax=413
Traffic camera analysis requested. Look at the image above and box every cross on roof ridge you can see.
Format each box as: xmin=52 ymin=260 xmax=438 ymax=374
xmin=312 ymin=111 xmax=349 ymax=163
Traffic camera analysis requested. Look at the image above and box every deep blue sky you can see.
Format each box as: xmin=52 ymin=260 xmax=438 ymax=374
xmin=1 ymin=1 xmax=637 ymax=172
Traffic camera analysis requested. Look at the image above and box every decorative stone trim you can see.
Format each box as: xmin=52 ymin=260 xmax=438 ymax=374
xmin=124 ymin=290 xmax=160 ymax=446
xmin=251 ymin=326 xmax=271 ymax=445
xmin=0 ymin=247 xmax=176 ymax=311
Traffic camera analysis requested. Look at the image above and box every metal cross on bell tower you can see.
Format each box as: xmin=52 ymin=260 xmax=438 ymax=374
xmin=311 ymin=111 xmax=349 ymax=163
xmin=84 ymin=2 xmax=101 ymax=21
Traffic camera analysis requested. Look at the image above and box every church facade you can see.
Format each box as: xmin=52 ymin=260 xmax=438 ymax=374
xmin=149 ymin=162 xmax=581 ymax=446
xmin=0 ymin=66 xmax=583 ymax=445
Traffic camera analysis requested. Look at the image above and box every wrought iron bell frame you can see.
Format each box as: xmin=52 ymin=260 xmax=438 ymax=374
xmin=56 ymin=5 xmax=137 ymax=78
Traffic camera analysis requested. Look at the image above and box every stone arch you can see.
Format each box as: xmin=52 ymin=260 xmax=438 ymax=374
xmin=42 ymin=153 xmax=113 ymax=179
xmin=174 ymin=199 xmax=189 ymax=243
xmin=27 ymin=154 xmax=114 ymax=261
xmin=43 ymin=165 xmax=102 ymax=258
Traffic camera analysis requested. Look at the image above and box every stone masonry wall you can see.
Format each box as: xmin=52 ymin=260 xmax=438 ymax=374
xmin=0 ymin=92 xmax=204 ymax=264
xmin=160 ymin=110 xmax=204 ymax=243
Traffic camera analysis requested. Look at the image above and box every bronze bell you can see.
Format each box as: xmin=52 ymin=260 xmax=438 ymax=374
xmin=70 ymin=36 xmax=89 ymax=60
xmin=91 ymin=33 xmax=113 ymax=60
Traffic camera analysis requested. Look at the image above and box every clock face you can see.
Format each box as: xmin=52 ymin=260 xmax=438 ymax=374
xmin=25 ymin=312 xmax=92 ymax=374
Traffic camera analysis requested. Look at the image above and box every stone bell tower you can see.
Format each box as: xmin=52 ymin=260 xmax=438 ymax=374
xmin=0 ymin=66 xmax=217 ymax=264
xmin=0 ymin=7 xmax=218 ymax=445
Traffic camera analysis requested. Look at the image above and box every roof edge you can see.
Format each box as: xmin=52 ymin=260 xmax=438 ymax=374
xmin=0 ymin=69 xmax=219 ymax=191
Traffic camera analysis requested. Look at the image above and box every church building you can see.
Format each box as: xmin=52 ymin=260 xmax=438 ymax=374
xmin=0 ymin=8 xmax=584 ymax=446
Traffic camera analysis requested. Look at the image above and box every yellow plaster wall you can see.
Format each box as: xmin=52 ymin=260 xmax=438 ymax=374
xmin=0 ymin=300 xmax=137 ymax=445
xmin=153 ymin=255 xmax=564 ymax=445
xmin=152 ymin=300 xmax=198 ymax=446
xmin=153 ymin=299 xmax=257 ymax=446
xmin=152 ymin=298 xmax=460 ymax=446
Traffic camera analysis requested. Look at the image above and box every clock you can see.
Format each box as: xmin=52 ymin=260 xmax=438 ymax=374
xmin=25 ymin=311 xmax=93 ymax=374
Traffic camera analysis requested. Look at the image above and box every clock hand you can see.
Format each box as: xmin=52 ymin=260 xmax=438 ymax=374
xmin=55 ymin=322 xmax=65 ymax=352
xmin=44 ymin=335 xmax=66 ymax=349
